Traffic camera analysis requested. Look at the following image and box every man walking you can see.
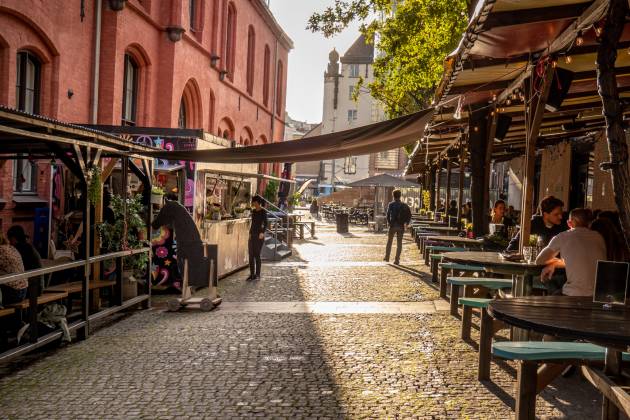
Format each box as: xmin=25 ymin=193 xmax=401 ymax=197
xmin=384 ymin=189 xmax=412 ymax=265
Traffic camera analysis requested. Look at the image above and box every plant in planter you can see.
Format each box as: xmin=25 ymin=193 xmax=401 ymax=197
xmin=263 ymin=178 xmax=279 ymax=204
xmin=98 ymin=194 xmax=149 ymax=274
xmin=87 ymin=166 xmax=102 ymax=206
xmin=151 ymin=185 xmax=164 ymax=205
xmin=288 ymin=192 xmax=301 ymax=209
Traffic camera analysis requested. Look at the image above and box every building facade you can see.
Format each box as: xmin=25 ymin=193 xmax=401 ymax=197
xmin=0 ymin=0 xmax=292 ymax=238
xmin=315 ymin=35 xmax=406 ymax=190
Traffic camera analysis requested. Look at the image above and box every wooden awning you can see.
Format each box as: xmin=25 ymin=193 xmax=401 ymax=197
xmin=406 ymin=0 xmax=628 ymax=174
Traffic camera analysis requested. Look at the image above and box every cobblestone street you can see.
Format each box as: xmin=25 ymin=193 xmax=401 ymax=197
xmin=0 ymin=223 xmax=601 ymax=419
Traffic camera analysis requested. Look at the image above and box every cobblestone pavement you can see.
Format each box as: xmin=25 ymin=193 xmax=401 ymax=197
xmin=0 ymin=222 xmax=601 ymax=419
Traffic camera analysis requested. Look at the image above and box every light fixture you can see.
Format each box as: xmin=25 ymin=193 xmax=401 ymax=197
xmin=166 ymin=26 xmax=185 ymax=42
xmin=565 ymin=55 xmax=572 ymax=64
xmin=506 ymin=99 xmax=511 ymax=106
xmin=575 ymin=32 xmax=584 ymax=46
xmin=219 ymin=70 xmax=228 ymax=81
xmin=492 ymin=93 xmax=497 ymax=102
xmin=108 ymin=0 xmax=126 ymax=10
xmin=594 ymin=24 xmax=602 ymax=37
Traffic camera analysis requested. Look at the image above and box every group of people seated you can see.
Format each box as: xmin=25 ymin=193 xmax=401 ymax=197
xmin=487 ymin=195 xmax=628 ymax=297
xmin=0 ymin=226 xmax=43 ymax=307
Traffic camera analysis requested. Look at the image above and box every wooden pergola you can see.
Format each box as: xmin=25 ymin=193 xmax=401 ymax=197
xmin=406 ymin=0 xmax=630 ymax=248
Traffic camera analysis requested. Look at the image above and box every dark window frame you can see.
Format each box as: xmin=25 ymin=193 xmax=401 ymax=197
xmin=16 ymin=50 xmax=41 ymax=114
xmin=121 ymin=54 xmax=139 ymax=126
xmin=178 ymin=100 xmax=187 ymax=129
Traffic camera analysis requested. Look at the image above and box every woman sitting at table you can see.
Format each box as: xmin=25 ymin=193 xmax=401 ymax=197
xmin=0 ymin=231 xmax=27 ymax=307
xmin=506 ymin=196 xmax=566 ymax=252
xmin=489 ymin=199 xmax=515 ymax=234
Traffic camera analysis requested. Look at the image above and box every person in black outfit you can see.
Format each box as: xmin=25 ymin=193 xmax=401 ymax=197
xmin=446 ymin=200 xmax=458 ymax=217
xmin=248 ymin=196 xmax=268 ymax=280
xmin=506 ymin=196 xmax=566 ymax=251
xmin=384 ymin=189 xmax=412 ymax=265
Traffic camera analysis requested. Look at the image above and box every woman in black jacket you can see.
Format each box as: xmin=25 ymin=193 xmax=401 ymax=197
xmin=248 ymin=196 xmax=268 ymax=281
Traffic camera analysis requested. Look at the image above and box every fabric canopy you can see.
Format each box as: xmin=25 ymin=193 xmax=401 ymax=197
xmin=348 ymin=173 xmax=420 ymax=188
xmin=143 ymin=108 xmax=434 ymax=163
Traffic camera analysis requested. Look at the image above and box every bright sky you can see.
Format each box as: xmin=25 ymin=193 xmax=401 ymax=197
xmin=269 ymin=0 xmax=363 ymax=124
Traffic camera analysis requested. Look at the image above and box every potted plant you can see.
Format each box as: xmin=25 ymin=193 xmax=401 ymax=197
xmin=151 ymin=185 xmax=164 ymax=205
xmin=98 ymin=194 xmax=149 ymax=299
xmin=288 ymin=192 xmax=301 ymax=211
xmin=233 ymin=207 xmax=245 ymax=218
xmin=465 ymin=222 xmax=474 ymax=239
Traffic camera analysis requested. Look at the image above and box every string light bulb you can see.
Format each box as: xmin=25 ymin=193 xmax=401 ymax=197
xmin=506 ymin=99 xmax=512 ymax=106
xmin=552 ymin=60 xmax=558 ymax=68
xmin=453 ymin=95 xmax=463 ymax=120
xmin=594 ymin=24 xmax=602 ymax=37
xmin=492 ymin=93 xmax=497 ymax=102
xmin=565 ymin=55 xmax=572 ymax=64
xmin=575 ymin=32 xmax=584 ymax=46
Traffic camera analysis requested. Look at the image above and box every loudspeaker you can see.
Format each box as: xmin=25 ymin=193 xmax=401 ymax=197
xmin=545 ymin=67 xmax=574 ymax=112
xmin=495 ymin=114 xmax=512 ymax=141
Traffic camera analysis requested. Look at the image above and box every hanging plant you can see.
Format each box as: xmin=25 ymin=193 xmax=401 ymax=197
xmin=87 ymin=166 xmax=102 ymax=205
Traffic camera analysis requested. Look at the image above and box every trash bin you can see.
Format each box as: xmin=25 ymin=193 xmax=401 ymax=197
xmin=336 ymin=212 xmax=349 ymax=234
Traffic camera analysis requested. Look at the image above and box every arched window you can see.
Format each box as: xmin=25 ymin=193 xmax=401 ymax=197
xmin=246 ymin=26 xmax=255 ymax=95
xmin=275 ymin=59 xmax=283 ymax=116
xmin=122 ymin=54 xmax=138 ymax=125
xmin=178 ymin=100 xmax=187 ymax=128
xmin=263 ymin=45 xmax=270 ymax=107
xmin=15 ymin=51 xmax=41 ymax=114
xmin=224 ymin=2 xmax=236 ymax=80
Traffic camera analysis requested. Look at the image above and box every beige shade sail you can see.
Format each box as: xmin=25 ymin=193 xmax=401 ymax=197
xmin=143 ymin=109 xmax=434 ymax=164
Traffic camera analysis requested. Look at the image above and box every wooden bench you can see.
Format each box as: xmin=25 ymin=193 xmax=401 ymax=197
xmin=492 ymin=341 xmax=630 ymax=419
xmin=458 ymin=297 xmax=508 ymax=380
xmin=428 ymin=248 xmax=467 ymax=283
xmin=7 ymin=292 xmax=69 ymax=310
xmin=438 ymin=262 xmax=485 ymax=299
xmin=44 ymin=280 xmax=116 ymax=294
xmin=0 ymin=307 xmax=15 ymax=318
xmin=448 ymin=277 xmax=512 ymax=321
xmin=293 ymin=221 xmax=316 ymax=239
xmin=424 ymin=245 xmax=466 ymax=265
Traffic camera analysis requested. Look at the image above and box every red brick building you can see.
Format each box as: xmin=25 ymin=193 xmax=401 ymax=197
xmin=0 ymin=0 xmax=292 ymax=239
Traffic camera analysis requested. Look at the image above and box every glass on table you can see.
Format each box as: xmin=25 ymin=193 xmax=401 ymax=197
xmin=523 ymin=246 xmax=533 ymax=263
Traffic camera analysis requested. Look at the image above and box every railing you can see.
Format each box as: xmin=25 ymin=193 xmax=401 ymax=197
xmin=0 ymin=246 xmax=151 ymax=363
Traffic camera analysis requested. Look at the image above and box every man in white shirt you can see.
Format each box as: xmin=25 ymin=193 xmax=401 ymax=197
xmin=535 ymin=208 xmax=607 ymax=296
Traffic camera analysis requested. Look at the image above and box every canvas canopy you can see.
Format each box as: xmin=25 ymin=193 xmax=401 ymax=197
xmin=348 ymin=173 xmax=420 ymax=188
xmin=143 ymin=109 xmax=434 ymax=163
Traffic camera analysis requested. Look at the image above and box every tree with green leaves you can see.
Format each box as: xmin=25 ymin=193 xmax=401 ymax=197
xmin=308 ymin=0 xmax=470 ymax=118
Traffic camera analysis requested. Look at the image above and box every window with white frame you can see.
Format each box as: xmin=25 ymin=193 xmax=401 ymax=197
xmin=13 ymin=155 xmax=37 ymax=193
xmin=343 ymin=156 xmax=357 ymax=174
xmin=347 ymin=109 xmax=358 ymax=122
xmin=348 ymin=64 xmax=359 ymax=78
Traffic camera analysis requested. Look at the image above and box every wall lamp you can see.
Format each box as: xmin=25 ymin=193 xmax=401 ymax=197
xmin=210 ymin=53 xmax=220 ymax=68
xmin=166 ymin=26 xmax=185 ymax=43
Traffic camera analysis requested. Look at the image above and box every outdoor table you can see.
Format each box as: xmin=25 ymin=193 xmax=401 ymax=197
xmin=488 ymin=296 xmax=630 ymax=420
xmin=425 ymin=236 xmax=484 ymax=249
xmin=441 ymin=251 xmax=544 ymax=340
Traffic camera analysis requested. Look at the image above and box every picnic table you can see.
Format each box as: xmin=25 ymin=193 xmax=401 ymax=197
xmin=489 ymin=296 xmax=630 ymax=420
xmin=425 ymin=236 xmax=483 ymax=248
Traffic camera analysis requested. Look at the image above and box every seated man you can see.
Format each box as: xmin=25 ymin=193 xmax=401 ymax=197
xmin=535 ymin=208 xmax=606 ymax=296
xmin=507 ymin=196 xmax=566 ymax=252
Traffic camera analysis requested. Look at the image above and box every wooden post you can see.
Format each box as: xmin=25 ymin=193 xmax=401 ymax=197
xmin=484 ymin=106 xmax=498 ymax=210
xmin=445 ymin=158 xmax=452 ymax=208
xmin=469 ymin=106 xmax=491 ymax=237
xmin=429 ymin=167 xmax=436 ymax=211
xmin=519 ymin=61 xmax=554 ymax=251
xmin=435 ymin=164 xmax=442 ymax=212
xmin=597 ymin=0 xmax=630 ymax=253
xmin=458 ymin=133 xmax=466 ymax=223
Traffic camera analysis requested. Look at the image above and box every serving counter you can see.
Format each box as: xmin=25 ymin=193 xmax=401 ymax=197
xmin=201 ymin=218 xmax=251 ymax=278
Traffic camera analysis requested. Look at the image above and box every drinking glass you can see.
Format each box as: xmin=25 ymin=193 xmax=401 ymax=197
xmin=523 ymin=246 xmax=533 ymax=264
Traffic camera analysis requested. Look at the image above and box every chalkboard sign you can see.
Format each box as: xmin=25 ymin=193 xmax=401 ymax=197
xmin=593 ymin=261 xmax=629 ymax=306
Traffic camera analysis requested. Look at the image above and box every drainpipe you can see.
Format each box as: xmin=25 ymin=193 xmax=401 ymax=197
xmin=270 ymin=39 xmax=279 ymax=146
xmin=91 ymin=0 xmax=103 ymax=124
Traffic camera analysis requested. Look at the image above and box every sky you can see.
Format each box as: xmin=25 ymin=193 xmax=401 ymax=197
xmin=269 ymin=0 xmax=363 ymax=124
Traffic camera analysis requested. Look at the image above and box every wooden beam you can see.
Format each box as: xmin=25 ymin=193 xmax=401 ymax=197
xmin=445 ymin=158 xmax=452 ymax=208
xmin=496 ymin=0 xmax=609 ymax=105
xmin=484 ymin=105 xmax=498 ymax=212
xmin=458 ymin=133 xmax=466 ymax=222
xmin=483 ymin=3 xmax=590 ymax=30
xmin=469 ymin=106 xmax=491 ymax=237
xmin=597 ymin=0 xmax=630 ymax=261
xmin=102 ymin=158 xmax=119 ymax=181
xmin=519 ymin=62 xmax=554 ymax=251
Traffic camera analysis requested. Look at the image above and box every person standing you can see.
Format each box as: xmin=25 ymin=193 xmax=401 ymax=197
xmin=248 ymin=196 xmax=268 ymax=280
xmin=384 ymin=189 xmax=412 ymax=265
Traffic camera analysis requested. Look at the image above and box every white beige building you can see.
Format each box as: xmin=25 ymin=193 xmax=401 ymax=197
xmin=298 ymin=35 xmax=406 ymax=193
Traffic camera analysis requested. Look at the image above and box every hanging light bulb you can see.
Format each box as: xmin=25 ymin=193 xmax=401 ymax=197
xmin=594 ymin=24 xmax=602 ymax=37
xmin=492 ymin=93 xmax=497 ymax=102
xmin=552 ymin=60 xmax=558 ymax=68
xmin=575 ymin=32 xmax=584 ymax=46
xmin=506 ymin=99 xmax=512 ymax=106
xmin=565 ymin=55 xmax=572 ymax=64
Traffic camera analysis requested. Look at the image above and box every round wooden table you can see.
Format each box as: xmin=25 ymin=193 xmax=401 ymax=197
xmin=488 ymin=296 xmax=630 ymax=419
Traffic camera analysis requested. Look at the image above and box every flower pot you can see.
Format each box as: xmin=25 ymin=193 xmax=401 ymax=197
xmin=151 ymin=193 xmax=163 ymax=205
xmin=122 ymin=269 xmax=138 ymax=300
